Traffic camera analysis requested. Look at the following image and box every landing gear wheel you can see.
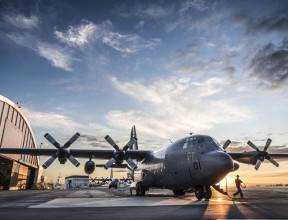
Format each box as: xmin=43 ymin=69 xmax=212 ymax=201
xmin=195 ymin=186 xmax=205 ymax=200
xmin=136 ymin=182 xmax=145 ymax=196
xmin=204 ymin=186 xmax=212 ymax=200
xmin=173 ymin=189 xmax=185 ymax=197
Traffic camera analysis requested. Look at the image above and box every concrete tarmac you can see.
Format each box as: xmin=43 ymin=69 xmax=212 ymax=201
xmin=0 ymin=186 xmax=288 ymax=219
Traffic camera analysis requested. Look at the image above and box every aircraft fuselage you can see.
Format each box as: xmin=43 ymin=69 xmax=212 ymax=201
xmin=134 ymin=135 xmax=234 ymax=191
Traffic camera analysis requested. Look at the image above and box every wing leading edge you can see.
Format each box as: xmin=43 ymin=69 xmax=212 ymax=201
xmin=0 ymin=148 xmax=152 ymax=161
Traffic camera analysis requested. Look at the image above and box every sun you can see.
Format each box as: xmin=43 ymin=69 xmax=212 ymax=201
xmin=218 ymin=175 xmax=234 ymax=187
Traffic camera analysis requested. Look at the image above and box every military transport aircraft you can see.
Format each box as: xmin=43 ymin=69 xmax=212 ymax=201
xmin=89 ymin=177 xmax=109 ymax=187
xmin=0 ymin=125 xmax=288 ymax=200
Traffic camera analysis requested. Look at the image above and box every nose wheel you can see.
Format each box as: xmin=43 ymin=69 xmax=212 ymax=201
xmin=195 ymin=186 xmax=212 ymax=200
xmin=205 ymin=186 xmax=212 ymax=199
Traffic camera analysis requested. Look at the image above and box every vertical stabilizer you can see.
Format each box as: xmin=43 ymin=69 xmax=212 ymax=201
xmin=130 ymin=125 xmax=138 ymax=150
xmin=110 ymin=168 xmax=113 ymax=179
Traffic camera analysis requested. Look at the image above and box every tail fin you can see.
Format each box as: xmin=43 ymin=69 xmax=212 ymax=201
xmin=130 ymin=125 xmax=138 ymax=150
xmin=110 ymin=168 xmax=113 ymax=179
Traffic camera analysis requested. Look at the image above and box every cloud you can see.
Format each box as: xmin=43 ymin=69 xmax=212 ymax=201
xmin=37 ymin=42 xmax=77 ymax=71
xmin=170 ymin=44 xmax=198 ymax=61
xmin=79 ymin=134 xmax=108 ymax=148
xmin=202 ymin=59 xmax=223 ymax=68
xmin=172 ymin=59 xmax=223 ymax=76
xmin=102 ymin=31 xmax=160 ymax=53
xmin=173 ymin=65 xmax=206 ymax=76
xmin=179 ymin=0 xmax=215 ymax=14
xmin=22 ymin=109 xmax=113 ymax=145
xmin=6 ymin=33 xmax=77 ymax=71
xmin=136 ymin=21 xmax=145 ymax=29
xmin=55 ymin=20 xmax=97 ymax=46
xmin=22 ymin=108 xmax=83 ymax=133
xmin=109 ymin=77 xmax=252 ymax=138
xmin=247 ymin=39 xmax=288 ymax=91
xmin=55 ymin=20 xmax=161 ymax=53
xmin=3 ymin=13 xmax=38 ymax=29
xmin=114 ymin=3 xmax=174 ymax=19
xmin=234 ymin=6 xmax=288 ymax=34
xmin=222 ymin=66 xmax=236 ymax=78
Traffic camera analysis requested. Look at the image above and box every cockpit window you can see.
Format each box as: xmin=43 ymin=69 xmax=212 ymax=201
xmin=183 ymin=138 xmax=189 ymax=149
xmin=212 ymin=138 xmax=221 ymax=147
xmin=182 ymin=136 xmax=223 ymax=151
xmin=205 ymin=136 xmax=223 ymax=151
xmin=183 ymin=137 xmax=197 ymax=149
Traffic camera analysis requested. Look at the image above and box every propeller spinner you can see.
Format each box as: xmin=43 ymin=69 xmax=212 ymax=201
xmin=42 ymin=133 xmax=81 ymax=169
xmin=247 ymin=138 xmax=279 ymax=170
xmin=104 ymin=135 xmax=138 ymax=171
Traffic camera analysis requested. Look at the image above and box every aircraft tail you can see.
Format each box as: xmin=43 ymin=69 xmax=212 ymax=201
xmin=130 ymin=125 xmax=138 ymax=150
xmin=110 ymin=168 xmax=113 ymax=179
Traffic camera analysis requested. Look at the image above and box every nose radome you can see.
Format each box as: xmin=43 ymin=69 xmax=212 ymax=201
xmin=218 ymin=151 xmax=234 ymax=172
xmin=201 ymin=151 xmax=234 ymax=185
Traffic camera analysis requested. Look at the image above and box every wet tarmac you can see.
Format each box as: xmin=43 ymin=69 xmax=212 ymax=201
xmin=0 ymin=186 xmax=288 ymax=219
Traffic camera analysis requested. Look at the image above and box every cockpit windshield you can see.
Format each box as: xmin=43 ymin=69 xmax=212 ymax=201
xmin=182 ymin=136 xmax=223 ymax=152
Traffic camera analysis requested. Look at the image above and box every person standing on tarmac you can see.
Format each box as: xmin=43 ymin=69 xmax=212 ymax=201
xmin=233 ymin=175 xmax=244 ymax=198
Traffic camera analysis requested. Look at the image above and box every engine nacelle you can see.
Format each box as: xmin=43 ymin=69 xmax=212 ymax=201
xmin=84 ymin=161 xmax=95 ymax=174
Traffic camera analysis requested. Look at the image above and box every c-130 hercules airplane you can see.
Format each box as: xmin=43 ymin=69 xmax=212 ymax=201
xmin=1 ymin=125 xmax=288 ymax=200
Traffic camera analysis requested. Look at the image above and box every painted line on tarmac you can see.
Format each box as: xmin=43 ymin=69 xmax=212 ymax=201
xmin=29 ymin=197 xmax=244 ymax=208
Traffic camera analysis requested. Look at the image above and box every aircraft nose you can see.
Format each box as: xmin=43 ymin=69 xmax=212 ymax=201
xmin=201 ymin=151 xmax=234 ymax=185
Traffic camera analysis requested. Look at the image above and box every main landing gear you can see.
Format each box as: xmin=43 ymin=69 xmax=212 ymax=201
xmin=135 ymin=182 xmax=146 ymax=196
xmin=173 ymin=189 xmax=185 ymax=197
xmin=195 ymin=186 xmax=212 ymax=200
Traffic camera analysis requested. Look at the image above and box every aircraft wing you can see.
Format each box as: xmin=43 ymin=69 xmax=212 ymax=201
xmin=265 ymin=153 xmax=288 ymax=158
xmin=228 ymin=152 xmax=288 ymax=160
xmin=0 ymin=148 xmax=152 ymax=161
xmin=228 ymin=151 xmax=288 ymax=170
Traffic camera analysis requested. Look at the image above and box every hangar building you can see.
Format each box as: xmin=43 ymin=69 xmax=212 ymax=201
xmin=0 ymin=95 xmax=40 ymax=190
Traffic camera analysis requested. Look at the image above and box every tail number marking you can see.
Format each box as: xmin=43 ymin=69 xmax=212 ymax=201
xmin=193 ymin=162 xmax=201 ymax=170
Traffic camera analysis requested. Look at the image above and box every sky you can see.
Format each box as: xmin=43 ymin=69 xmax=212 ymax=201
xmin=0 ymin=0 xmax=288 ymax=185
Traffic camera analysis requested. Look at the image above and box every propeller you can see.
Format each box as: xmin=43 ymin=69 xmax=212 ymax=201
xmin=222 ymin=139 xmax=231 ymax=150
xmin=104 ymin=135 xmax=138 ymax=171
xmin=42 ymin=133 xmax=81 ymax=169
xmin=247 ymin=138 xmax=279 ymax=170
xmin=101 ymin=177 xmax=109 ymax=183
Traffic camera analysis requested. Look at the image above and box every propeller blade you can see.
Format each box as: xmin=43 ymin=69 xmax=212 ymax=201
xmin=126 ymin=158 xmax=137 ymax=171
xmin=64 ymin=132 xmax=81 ymax=148
xmin=44 ymin=133 xmax=60 ymax=148
xmin=268 ymin=157 xmax=279 ymax=167
xmin=255 ymin=159 xmax=262 ymax=170
xmin=222 ymin=139 xmax=231 ymax=150
xmin=263 ymin=138 xmax=272 ymax=152
xmin=247 ymin=140 xmax=260 ymax=152
xmin=123 ymin=137 xmax=137 ymax=151
xmin=105 ymin=135 xmax=120 ymax=151
xmin=68 ymin=155 xmax=80 ymax=167
xmin=104 ymin=158 xmax=115 ymax=170
xmin=42 ymin=155 xmax=57 ymax=169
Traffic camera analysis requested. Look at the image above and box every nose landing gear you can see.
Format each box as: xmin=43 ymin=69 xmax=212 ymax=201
xmin=195 ymin=186 xmax=212 ymax=200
